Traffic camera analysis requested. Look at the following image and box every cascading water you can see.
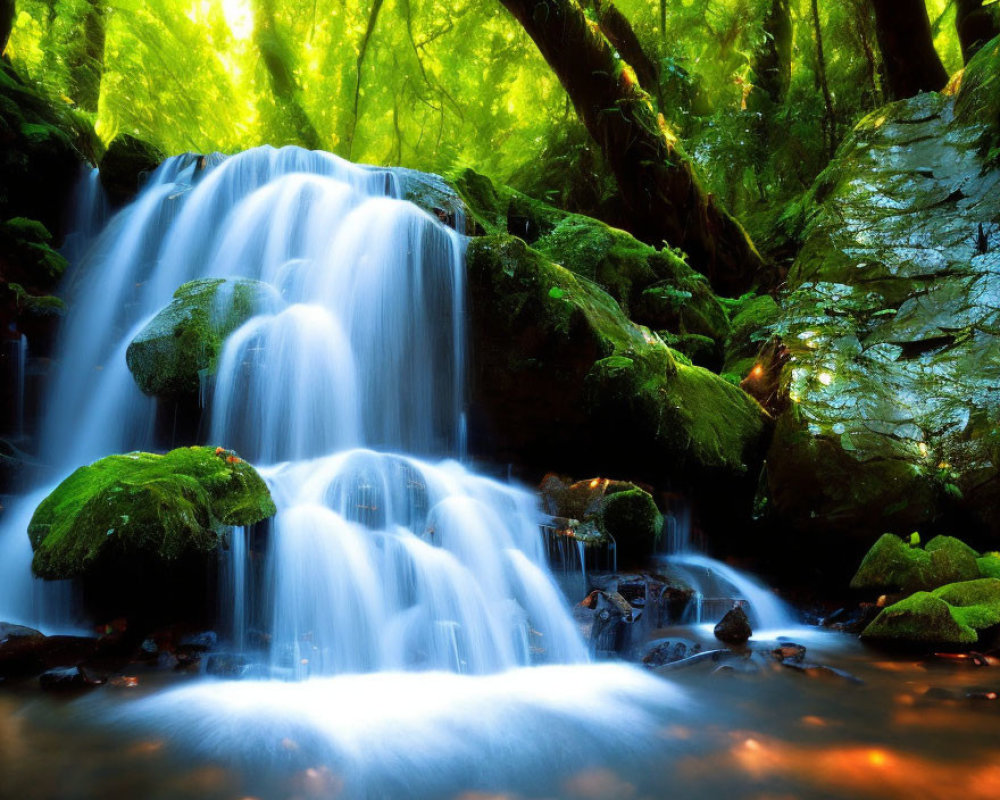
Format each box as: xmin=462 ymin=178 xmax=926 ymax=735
xmin=657 ymin=503 xmax=797 ymax=632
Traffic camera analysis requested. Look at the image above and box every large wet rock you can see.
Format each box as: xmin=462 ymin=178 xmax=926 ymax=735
xmin=126 ymin=278 xmax=277 ymax=399
xmin=452 ymin=168 xmax=730 ymax=363
xmin=466 ymin=234 xmax=769 ymax=520
xmin=759 ymin=46 xmax=1000 ymax=549
xmin=28 ymin=446 xmax=276 ymax=580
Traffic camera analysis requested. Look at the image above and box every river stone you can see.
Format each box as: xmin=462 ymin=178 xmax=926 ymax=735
xmin=758 ymin=48 xmax=1000 ymax=549
xmin=126 ymin=278 xmax=277 ymax=400
xmin=714 ymin=605 xmax=753 ymax=644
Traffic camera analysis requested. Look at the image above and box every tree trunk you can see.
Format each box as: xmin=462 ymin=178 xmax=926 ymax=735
xmin=65 ymin=0 xmax=106 ymax=112
xmin=1 ymin=0 xmax=13 ymax=56
xmin=811 ymin=0 xmax=836 ymax=158
xmin=871 ymin=0 xmax=948 ymax=99
xmin=253 ymin=0 xmax=321 ymax=149
xmin=956 ymin=0 xmax=999 ymax=63
xmin=498 ymin=0 xmax=768 ymax=295
xmin=584 ymin=0 xmax=658 ymax=95
xmin=750 ymin=0 xmax=792 ymax=107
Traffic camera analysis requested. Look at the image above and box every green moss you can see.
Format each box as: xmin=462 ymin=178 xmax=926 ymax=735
xmin=466 ymin=234 xmax=768 ymax=492
xmin=126 ymin=278 xmax=275 ymax=399
xmin=978 ymin=553 xmax=1000 ymax=579
xmin=851 ymin=533 xmax=981 ymax=594
xmin=862 ymin=578 xmax=1000 ymax=645
xmin=601 ymin=487 xmax=662 ymax=560
xmin=450 ymin=168 xmax=729 ymax=344
xmin=28 ymin=446 xmax=276 ymax=580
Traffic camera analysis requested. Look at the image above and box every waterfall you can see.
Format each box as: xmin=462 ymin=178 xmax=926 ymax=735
xmin=0 ymin=145 xmax=586 ymax=670
xmin=657 ymin=502 xmax=796 ymax=632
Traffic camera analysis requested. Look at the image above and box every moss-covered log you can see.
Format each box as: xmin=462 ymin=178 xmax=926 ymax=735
xmin=497 ymin=0 xmax=768 ymax=296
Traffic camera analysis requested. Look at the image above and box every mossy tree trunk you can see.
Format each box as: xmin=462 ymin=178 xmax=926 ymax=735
xmin=748 ymin=0 xmax=792 ymax=198
xmin=956 ymin=0 xmax=1000 ymax=63
xmin=253 ymin=0 xmax=321 ymax=149
xmin=1 ymin=0 xmax=13 ymax=56
xmin=871 ymin=0 xmax=948 ymax=100
xmin=65 ymin=0 xmax=106 ymax=112
xmin=498 ymin=0 xmax=769 ymax=296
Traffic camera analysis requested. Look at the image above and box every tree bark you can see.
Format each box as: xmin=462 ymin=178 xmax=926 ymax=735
xmin=498 ymin=0 xmax=768 ymax=295
xmin=65 ymin=0 xmax=106 ymax=112
xmin=1 ymin=0 xmax=13 ymax=56
xmin=871 ymin=0 xmax=949 ymax=100
xmin=811 ymin=0 xmax=836 ymax=158
xmin=956 ymin=0 xmax=999 ymax=63
xmin=750 ymin=0 xmax=792 ymax=107
xmin=253 ymin=0 xmax=321 ymax=149
xmin=584 ymin=0 xmax=658 ymax=94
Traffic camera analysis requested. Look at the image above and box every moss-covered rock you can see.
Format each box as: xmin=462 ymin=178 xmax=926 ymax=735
xmin=28 ymin=446 xmax=276 ymax=580
xmin=722 ymin=293 xmax=782 ymax=377
xmin=450 ymin=168 xmax=729 ymax=347
xmin=861 ymin=578 xmax=1000 ymax=645
xmin=761 ymin=76 xmax=1000 ymax=547
xmin=467 ymin=234 xmax=769 ymax=521
xmin=851 ymin=533 xmax=981 ymax=594
xmin=99 ymin=134 xmax=165 ymax=206
xmin=126 ymin=278 xmax=276 ymax=399
xmin=601 ymin=488 xmax=662 ymax=563
xmin=0 ymin=216 xmax=68 ymax=339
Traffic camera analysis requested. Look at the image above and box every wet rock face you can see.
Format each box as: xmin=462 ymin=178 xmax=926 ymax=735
xmin=762 ymin=71 xmax=1000 ymax=547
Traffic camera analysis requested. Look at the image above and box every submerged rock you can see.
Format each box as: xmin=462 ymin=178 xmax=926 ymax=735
xmin=126 ymin=278 xmax=276 ymax=399
xmin=466 ymin=235 xmax=769 ymax=521
xmin=28 ymin=446 xmax=276 ymax=580
xmin=862 ymin=578 xmax=1000 ymax=645
xmin=755 ymin=46 xmax=1000 ymax=548
xmin=714 ymin=605 xmax=753 ymax=644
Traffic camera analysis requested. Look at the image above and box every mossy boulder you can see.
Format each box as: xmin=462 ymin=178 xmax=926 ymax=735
xmin=722 ymin=293 xmax=782 ymax=378
xmin=761 ymin=73 xmax=1000 ymax=548
xmin=467 ymin=234 xmax=769 ymax=524
xmin=99 ymin=134 xmax=165 ymax=206
xmin=539 ymin=475 xmax=662 ymax=566
xmin=126 ymin=278 xmax=276 ymax=400
xmin=851 ymin=533 xmax=981 ymax=594
xmin=861 ymin=578 xmax=1000 ymax=645
xmin=450 ymin=168 xmax=729 ymax=349
xmin=28 ymin=446 xmax=276 ymax=580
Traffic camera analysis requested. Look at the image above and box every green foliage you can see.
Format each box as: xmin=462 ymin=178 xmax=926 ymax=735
xmin=3 ymin=0 xmax=970 ymax=204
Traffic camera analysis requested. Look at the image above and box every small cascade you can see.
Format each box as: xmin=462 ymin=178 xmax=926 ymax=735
xmin=0 ymin=145 xmax=586 ymax=670
xmin=658 ymin=501 xmax=796 ymax=632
